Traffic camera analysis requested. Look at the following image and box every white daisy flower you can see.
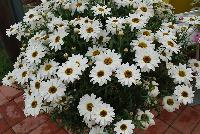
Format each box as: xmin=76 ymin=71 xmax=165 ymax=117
xmin=89 ymin=126 xmax=105 ymax=134
xmin=23 ymin=9 xmax=42 ymax=23
xmin=39 ymin=59 xmax=59 ymax=79
xmin=57 ymin=61 xmax=82 ymax=83
xmin=137 ymin=29 xmax=154 ymax=41
xmin=25 ymin=44 xmax=46 ymax=65
xmin=83 ymin=117 xmax=97 ymax=128
xmin=49 ymin=29 xmax=68 ymax=51
xmin=174 ymin=85 xmax=194 ymax=105
xmin=188 ymin=59 xmax=200 ymax=73
xmin=163 ymin=96 xmax=180 ymax=112
xmin=161 ymin=22 xmax=178 ymax=33
xmin=13 ymin=67 xmax=30 ymax=85
xmin=70 ymin=0 xmax=88 ymax=14
xmin=95 ymin=49 xmax=122 ymax=71
xmin=68 ymin=54 xmax=89 ymax=71
xmin=48 ymin=17 xmax=69 ymax=31
xmin=79 ymin=20 xmax=101 ymax=42
xmin=170 ymin=63 xmax=193 ymax=85
xmin=126 ymin=13 xmax=148 ymax=30
xmin=160 ymin=37 xmax=180 ymax=54
xmin=135 ymin=1 xmax=154 ymax=17
xmin=137 ymin=109 xmax=155 ymax=129
xmin=30 ymin=75 xmax=44 ymax=94
xmin=156 ymin=28 xmax=176 ymax=41
xmin=113 ymin=0 xmax=131 ymax=8
xmin=92 ymin=30 xmax=111 ymax=45
xmin=114 ymin=120 xmax=135 ymax=134
xmin=135 ymin=49 xmax=160 ymax=72
xmin=2 ymin=71 xmax=16 ymax=86
xmin=6 ymin=23 xmax=19 ymax=37
xmin=106 ymin=17 xmax=125 ymax=35
xmin=195 ymin=74 xmax=200 ymax=89
xmin=86 ymin=45 xmax=107 ymax=61
xmin=116 ymin=63 xmax=141 ymax=87
xmin=89 ymin=65 xmax=112 ymax=86
xmin=92 ymin=103 xmax=115 ymax=126
xmin=41 ymin=78 xmax=66 ymax=102
xmin=24 ymin=93 xmax=43 ymax=117
xmin=130 ymin=37 xmax=155 ymax=51
xmin=157 ymin=48 xmax=172 ymax=62
xmin=146 ymin=81 xmax=160 ymax=97
xmin=91 ymin=4 xmax=111 ymax=16
xmin=78 ymin=94 xmax=103 ymax=121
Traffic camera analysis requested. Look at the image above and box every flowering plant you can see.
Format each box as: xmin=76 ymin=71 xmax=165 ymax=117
xmin=3 ymin=0 xmax=200 ymax=133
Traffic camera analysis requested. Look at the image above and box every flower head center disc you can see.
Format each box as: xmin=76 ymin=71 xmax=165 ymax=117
xmin=65 ymin=68 xmax=73 ymax=75
xmin=76 ymin=2 xmax=82 ymax=7
xmin=29 ymin=14 xmax=34 ymax=19
xmin=104 ymin=57 xmax=113 ymax=65
xmin=179 ymin=71 xmax=186 ymax=77
xmin=45 ymin=64 xmax=52 ymax=71
xmin=141 ymin=114 xmax=149 ymax=120
xmin=167 ymin=41 xmax=174 ymax=47
xmin=31 ymin=101 xmax=37 ymax=108
xmin=35 ymin=82 xmax=40 ymax=89
xmin=181 ymin=91 xmax=188 ymax=97
xmin=97 ymin=70 xmax=105 ymax=77
xmin=32 ymin=51 xmax=38 ymax=58
xmin=194 ymin=63 xmax=199 ymax=67
xmin=86 ymin=27 xmax=94 ymax=33
xmin=49 ymin=86 xmax=57 ymax=94
xmin=138 ymin=42 xmax=147 ymax=48
xmin=92 ymin=50 xmax=100 ymax=56
xmin=143 ymin=56 xmax=151 ymax=63
xmin=120 ymin=124 xmax=128 ymax=131
xmin=124 ymin=70 xmax=132 ymax=78
xmin=86 ymin=103 xmax=94 ymax=112
xmin=55 ymin=36 xmax=61 ymax=43
xmin=140 ymin=7 xmax=147 ymax=12
xmin=167 ymin=98 xmax=174 ymax=105
xmin=132 ymin=18 xmax=140 ymax=23
xmin=143 ymin=31 xmax=150 ymax=36
xmin=100 ymin=110 xmax=107 ymax=117
xmin=22 ymin=71 xmax=27 ymax=77
xmin=98 ymin=8 xmax=104 ymax=12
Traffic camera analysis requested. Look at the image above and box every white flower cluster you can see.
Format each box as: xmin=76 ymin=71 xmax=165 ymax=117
xmin=3 ymin=0 xmax=200 ymax=133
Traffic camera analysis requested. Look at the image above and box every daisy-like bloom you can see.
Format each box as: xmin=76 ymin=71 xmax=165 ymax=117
xmin=57 ymin=61 xmax=82 ymax=83
xmin=95 ymin=49 xmax=122 ymax=71
xmin=116 ymin=63 xmax=141 ymax=87
xmin=49 ymin=29 xmax=68 ymax=51
xmin=174 ymin=85 xmax=194 ymax=105
xmin=188 ymin=59 xmax=200 ymax=73
xmin=126 ymin=13 xmax=148 ymax=30
xmin=78 ymin=94 xmax=102 ymax=121
xmin=146 ymin=81 xmax=160 ymax=97
xmin=92 ymin=103 xmax=115 ymax=126
xmin=113 ymin=0 xmax=131 ymax=8
xmin=161 ymin=22 xmax=178 ymax=33
xmin=83 ymin=117 xmax=96 ymax=128
xmin=114 ymin=120 xmax=135 ymax=134
xmin=170 ymin=63 xmax=193 ymax=85
xmin=130 ymin=37 xmax=155 ymax=52
xmin=106 ymin=17 xmax=125 ymax=35
xmin=70 ymin=0 xmax=88 ymax=14
xmin=79 ymin=19 xmax=101 ymax=42
xmin=25 ymin=44 xmax=46 ymax=65
xmin=135 ymin=1 xmax=154 ymax=17
xmin=92 ymin=30 xmax=111 ymax=45
xmin=39 ymin=59 xmax=59 ymax=79
xmin=40 ymin=79 xmax=66 ymax=102
xmin=13 ymin=67 xmax=30 ymax=85
xmin=137 ymin=109 xmax=155 ymax=129
xmin=89 ymin=126 xmax=105 ymax=134
xmin=160 ymin=37 xmax=180 ymax=54
xmin=68 ymin=54 xmax=89 ymax=71
xmin=2 ymin=71 xmax=16 ymax=86
xmin=30 ymin=75 xmax=44 ymax=94
xmin=135 ymin=49 xmax=160 ymax=72
xmin=137 ymin=29 xmax=154 ymax=41
xmin=6 ymin=23 xmax=20 ymax=37
xmin=24 ymin=93 xmax=43 ymax=117
xmin=86 ymin=45 xmax=107 ymax=61
xmin=23 ymin=9 xmax=42 ymax=23
xmin=48 ymin=16 xmax=69 ymax=31
xmin=156 ymin=28 xmax=176 ymax=41
xmin=195 ymin=74 xmax=200 ymax=89
xmin=163 ymin=96 xmax=180 ymax=112
xmin=182 ymin=16 xmax=200 ymax=25
xmin=157 ymin=48 xmax=172 ymax=62
xmin=91 ymin=4 xmax=111 ymax=17
xmin=89 ymin=65 xmax=112 ymax=86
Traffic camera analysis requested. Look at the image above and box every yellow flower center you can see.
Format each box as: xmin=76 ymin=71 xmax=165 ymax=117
xmin=32 ymin=51 xmax=38 ymax=58
xmin=31 ymin=101 xmax=37 ymax=108
xmin=167 ymin=41 xmax=174 ymax=47
xmin=143 ymin=56 xmax=151 ymax=63
xmin=97 ymin=70 xmax=105 ymax=77
xmin=22 ymin=71 xmax=27 ymax=77
xmin=86 ymin=27 xmax=94 ymax=33
xmin=35 ymin=82 xmax=40 ymax=89
xmin=120 ymin=124 xmax=128 ymax=131
xmin=124 ymin=70 xmax=132 ymax=78
xmin=132 ymin=18 xmax=140 ymax=23
xmin=45 ymin=64 xmax=52 ymax=71
xmin=179 ymin=71 xmax=186 ymax=77
xmin=65 ymin=68 xmax=73 ymax=75
xmin=92 ymin=50 xmax=100 ymax=56
xmin=104 ymin=57 xmax=113 ymax=65
xmin=86 ymin=103 xmax=94 ymax=112
xmin=138 ymin=42 xmax=147 ymax=48
xmin=167 ymin=98 xmax=174 ymax=105
xmin=182 ymin=91 xmax=188 ymax=97
xmin=48 ymin=86 xmax=57 ymax=94
xmin=100 ymin=110 xmax=107 ymax=117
